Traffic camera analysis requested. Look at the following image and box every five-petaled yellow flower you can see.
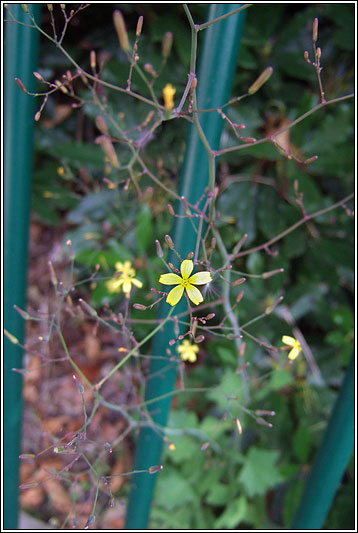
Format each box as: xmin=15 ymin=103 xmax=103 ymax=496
xmin=177 ymin=339 xmax=199 ymax=363
xmin=282 ymin=335 xmax=302 ymax=360
xmin=106 ymin=260 xmax=143 ymax=297
xmin=162 ymin=83 xmax=176 ymax=111
xmin=159 ymin=259 xmax=211 ymax=306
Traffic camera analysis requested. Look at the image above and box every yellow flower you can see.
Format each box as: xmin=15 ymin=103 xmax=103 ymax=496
xmin=106 ymin=260 xmax=143 ymax=297
xmin=159 ymin=259 xmax=211 ymax=306
xmin=162 ymin=83 xmax=176 ymax=111
xmin=177 ymin=339 xmax=199 ymax=363
xmin=282 ymin=335 xmax=302 ymax=360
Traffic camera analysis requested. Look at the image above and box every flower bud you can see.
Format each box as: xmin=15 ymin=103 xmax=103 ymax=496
xmin=14 ymin=305 xmax=31 ymax=320
xmin=133 ymin=303 xmax=147 ymax=310
xmin=262 ymin=268 xmax=284 ymax=279
xmin=148 ymin=465 xmax=163 ymax=474
xmin=165 ymin=234 xmax=175 ymax=248
xmin=15 ymin=78 xmax=27 ymax=93
xmin=78 ymin=298 xmax=98 ymax=317
xmin=95 ymin=116 xmax=109 ymax=135
xmin=155 ymin=240 xmax=163 ymax=258
xmin=95 ymin=135 xmax=120 ymax=168
xmin=304 ymin=155 xmax=318 ymax=164
xmin=113 ymin=10 xmax=130 ymax=52
xmin=4 ymin=330 xmax=19 ymax=344
xmin=313 ymin=18 xmax=318 ymax=42
xmin=232 ymin=277 xmax=246 ymax=286
xmin=162 ymin=32 xmax=173 ymax=58
xmin=248 ymin=66 xmax=273 ymax=95
xmin=136 ymin=16 xmax=143 ymax=36
xmin=90 ymin=50 xmax=96 ymax=69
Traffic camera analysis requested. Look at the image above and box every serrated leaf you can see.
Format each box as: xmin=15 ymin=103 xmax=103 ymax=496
xmin=154 ymin=471 xmax=195 ymax=511
xmin=239 ymin=447 xmax=283 ymax=497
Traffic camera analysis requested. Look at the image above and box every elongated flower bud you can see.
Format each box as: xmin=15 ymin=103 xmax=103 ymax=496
xmin=248 ymin=66 xmax=273 ymax=95
xmin=95 ymin=116 xmax=109 ymax=135
xmin=113 ymin=10 xmax=130 ymax=52
xmin=95 ymin=135 xmax=120 ymax=168
xmin=148 ymin=465 xmax=163 ymax=474
xmin=79 ymin=298 xmax=98 ymax=317
xmin=313 ymin=18 xmax=318 ymax=42
xmin=162 ymin=32 xmax=173 ymax=58
xmin=15 ymin=78 xmax=27 ymax=93
xmin=136 ymin=16 xmax=143 ymax=36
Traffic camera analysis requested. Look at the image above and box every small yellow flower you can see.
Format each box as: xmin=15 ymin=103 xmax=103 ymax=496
xmin=106 ymin=260 xmax=143 ymax=297
xmin=159 ymin=259 xmax=211 ymax=306
xmin=282 ymin=335 xmax=302 ymax=360
xmin=177 ymin=339 xmax=199 ymax=363
xmin=162 ymin=83 xmax=176 ymax=111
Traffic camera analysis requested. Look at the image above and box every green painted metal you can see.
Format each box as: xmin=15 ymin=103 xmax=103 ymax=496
xmin=125 ymin=5 xmax=246 ymax=529
xmin=293 ymin=354 xmax=354 ymax=529
xmin=4 ymin=4 xmax=41 ymax=529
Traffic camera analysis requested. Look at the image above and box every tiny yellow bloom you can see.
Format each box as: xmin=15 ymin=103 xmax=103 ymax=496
xmin=282 ymin=335 xmax=302 ymax=360
xmin=107 ymin=260 xmax=143 ymax=297
xmin=177 ymin=339 xmax=199 ymax=363
xmin=159 ymin=259 xmax=211 ymax=306
xmin=162 ymin=83 xmax=176 ymax=111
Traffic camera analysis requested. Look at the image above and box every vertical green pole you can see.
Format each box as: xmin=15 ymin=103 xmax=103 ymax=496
xmin=4 ymin=4 xmax=41 ymax=529
xmin=292 ymin=355 xmax=354 ymax=529
xmin=125 ymin=5 xmax=246 ymax=529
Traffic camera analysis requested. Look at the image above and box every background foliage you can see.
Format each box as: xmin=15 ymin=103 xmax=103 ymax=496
xmin=20 ymin=3 xmax=354 ymax=529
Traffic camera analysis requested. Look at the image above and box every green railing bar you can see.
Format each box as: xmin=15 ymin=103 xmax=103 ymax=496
xmin=292 ymin=354 xmax=354 ymax=529
xmin=125 ymin=5 xmax=246 ymax=529
xmin=4 ymin=4 xmax=41 ymax=529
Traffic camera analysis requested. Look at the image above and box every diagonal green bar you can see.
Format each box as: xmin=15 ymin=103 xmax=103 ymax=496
xmin=125 ymin=5 xmax=246 ymax=529
xmin=292 ymin=354 xmax=354 ymax=529
xmin=4 ymin=4 xmax=41 ymax=529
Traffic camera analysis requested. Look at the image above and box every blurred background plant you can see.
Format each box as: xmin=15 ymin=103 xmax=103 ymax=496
xmin=7 ymin=3 xmax=354 ymax=529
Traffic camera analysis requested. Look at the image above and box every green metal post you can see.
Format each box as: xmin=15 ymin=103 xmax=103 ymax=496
xmin=4 ymin=4 xmax=41 ymax=529
xmin=292 ymin=354 xmax=354 ymax=529
xmin=125 ymin=5 xmax=246 ymax=529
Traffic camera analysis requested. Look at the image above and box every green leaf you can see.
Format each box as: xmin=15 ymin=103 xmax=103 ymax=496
xmin=47 ymin=141 xmax=105 ymax=170
xmin=205 ymin=483 xmax=232 ymax=506
xmin=282 ymin=479 xmax=305 ymax=527
xmin=293 ymin=424 xmax=312 ymax=462
xmin=269 ymin=369 xmax=294 ymax=391
xmin=214 ymin=496 xmax=250 ymax=529
xmin=154 ymin=470 xmax=195 ymax=511
xmin=239 ymin=447 xmax=283 ymax=497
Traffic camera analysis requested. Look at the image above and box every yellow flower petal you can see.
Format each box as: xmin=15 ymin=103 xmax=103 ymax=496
xmin=282 ymin=335 xmax=296 ymax=347
xmin=288 ymin=347 xmax=301 ymax=360
xmin=189 ymin=271 xmax=212 ymax=285
xmin=159 ymin=273 xmax=182 ymax=285
xmin=166 ymin=285 xmax=184 ymax=306
xmin=181 ymin=259 xmax=194 ymax=279
xmin=122 ymin=280 xmax=132 ymax=294
xmin=186 ymin=284 xmax=203 ymax=305
xmin=132 ymin=278 xmax=143 ymax=288
xmin=115 ymin=261 xmax=124 ymax=271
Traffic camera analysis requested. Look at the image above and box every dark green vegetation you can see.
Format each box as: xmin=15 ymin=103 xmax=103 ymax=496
xmin=28 ymin=3 xmax=354 ymax=529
